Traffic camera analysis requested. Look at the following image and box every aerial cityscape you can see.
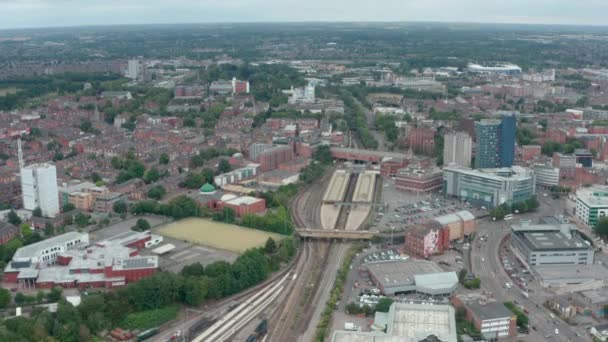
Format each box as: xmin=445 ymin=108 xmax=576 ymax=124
xmin=2 ymin=2 xmax=608 ymax=342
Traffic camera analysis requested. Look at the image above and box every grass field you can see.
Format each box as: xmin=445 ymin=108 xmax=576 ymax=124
xmin=157 ymin=218 xmax=284 ymax=253
xmin=0 ymin=87 xmax=18 ymax=96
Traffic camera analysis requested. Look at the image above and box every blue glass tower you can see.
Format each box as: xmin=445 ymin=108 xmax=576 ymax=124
xmin=499 ymin=114 xmax=516 ymax=167
xmin=474 ymin=114 xmax=516 ymax=169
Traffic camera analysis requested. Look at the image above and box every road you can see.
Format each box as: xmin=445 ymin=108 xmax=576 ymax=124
xmin=471 ymin=211 xmax=591 ymax=342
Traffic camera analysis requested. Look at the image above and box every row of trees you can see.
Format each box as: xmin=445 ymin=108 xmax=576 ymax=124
xmin=541 ymin=138 xmax=585 ymax=156
xmin=338 ymin=89 xmax=379 ymax=149
xmin=0 ymin=238 xmax=297 ymax=341
xmin=489 ymin=196 xmax=540 ymax=220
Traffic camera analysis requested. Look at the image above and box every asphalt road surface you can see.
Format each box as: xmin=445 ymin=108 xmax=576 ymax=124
xmin=471 ymin=214 xmax=590 ymax=342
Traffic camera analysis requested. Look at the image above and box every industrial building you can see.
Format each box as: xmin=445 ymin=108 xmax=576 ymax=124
xmin=404 ymin=223 xmax=450 ymax=258
xmin=452 ymin=294 xmax=517 ymax=340
xmin=510 ymin=221 xmax=594 ymax=268
xmin=332 ymin=302 xmax=457 ymax=342
xmin=443 ymin=132 xmax=472 ymax=167
xmin=442 ymin=166 xmax=536 ymax=208
xmin=576 ymin=185 xmax=608 ymax=227
xmin=4 ymin=231 xmax=160 ymax=289
xmin=475 ymin=115 xmax=516 ymax=169
xmin=21 ymin=163 xmax=60 ymax=218
xmin=362 ymin=259 xmax=458 ymax=296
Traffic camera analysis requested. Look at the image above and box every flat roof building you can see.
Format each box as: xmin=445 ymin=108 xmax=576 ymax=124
xmin=4 ymin=231 xmax=159 ymax=289
xmin=443 ymin=166 xmax=535 ymax=208
xmin=511 ymin=222 xmax=594 ymax=268
xmin=452 ymin=294 xmax=517 ymax=340
xmin=332 ymin=303 xmax=457 ymax=342
xmin=364 ymin=259 xmax=458 ymax=296
xmin=576 ymin=185 xmax=608 ymax=227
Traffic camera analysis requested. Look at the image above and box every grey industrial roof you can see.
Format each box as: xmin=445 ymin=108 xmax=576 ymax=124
xmin=516 ymin=231 xmax=590 ymax=251
xmin=366 ymin=260 xmax=443 ymax=289
xmin=466 ymin=301 xmax=514 ymax=321
xmin=434 ymin=211 xmax=475 ymax=226
xmin=414 ymin=272 xmax=459 ymax=291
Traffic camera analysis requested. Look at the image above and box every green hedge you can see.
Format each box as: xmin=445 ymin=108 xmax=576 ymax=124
xmin=120 ymin=305 xmax=179 ymax=330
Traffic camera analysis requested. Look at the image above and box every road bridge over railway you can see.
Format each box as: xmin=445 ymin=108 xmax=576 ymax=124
xmin=296 ymin=229 xmax=378 ymax=240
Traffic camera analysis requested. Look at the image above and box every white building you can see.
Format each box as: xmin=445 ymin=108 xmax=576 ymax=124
xmin=576 ymin=185 xmax=608 ymax=227
xmin=443 ymin=132 xmax=472 ymax=168
xmin=467 ymin=63 xmax=522 ymax=75
xmin=127 ymin=59 xmax=143 ymax=80
xmin=21 ymin=163 xmax=60 ymax=218
xmin=285 ymin=84 xmax=315 ymax=104
xmin=531 ymin=164 xmax=560 ymax=188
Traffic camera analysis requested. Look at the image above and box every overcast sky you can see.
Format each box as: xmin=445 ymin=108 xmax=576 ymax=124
xmin=0 ymin=0 xmax=607 ymax=29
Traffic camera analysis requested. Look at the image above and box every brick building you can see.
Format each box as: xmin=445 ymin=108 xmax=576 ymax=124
xmin=404 ymin=223 xmax=450 ymax=258
xmin=0 ymin=222 xmax=19 ymax=245
xmin=451 ymin=295 xmax=517 ymax=339
xmin=259 ymin=145 xmax=294 ymax=172
xmin=394 ymin=167 xmax=443 ymax=194
xmin=406 ymin=127 xmax=435 ymax=155
xmin=519 ymin=145 xmax=541 ymax=162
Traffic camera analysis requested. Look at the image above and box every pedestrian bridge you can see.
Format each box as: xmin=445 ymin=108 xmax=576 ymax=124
xmin=296 ymin=229 xmax=378 ymax=240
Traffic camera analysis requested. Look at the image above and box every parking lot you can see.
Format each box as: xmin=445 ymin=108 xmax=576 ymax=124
xmin=372 ymin=177 xmax=484 ymax=233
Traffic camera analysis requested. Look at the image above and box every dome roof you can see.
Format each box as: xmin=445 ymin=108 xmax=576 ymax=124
xmin=200 ymin=183 xmax=216 ymax=193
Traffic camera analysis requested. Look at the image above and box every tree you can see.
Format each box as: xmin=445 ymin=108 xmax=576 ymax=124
xmin=14 ymin=292 xmax=26 ymax=305
xmin=91 ymin=172 xmax=102 ymax=183
xmin=44 ymin=222 xmax=55 ymax=236
xmin=264 ymin=238 xmax=277 ymax=254
xmin=134 ymin=219 xmax=151 ymax=231
xmin=74 ymin=213 xmax=91 ymax=227
xmin=0 ymin=288 xmax=10 ymax=308
xmin=46 ymin=287 xmax=63 ymax=302
xmin=218 ymin=159 xmax=232 ymax=173
xmin=159 ymin=153 xmax=170 ymax=165
xmin=62 ymin=203 xmax=76 ymax=212
xmin=32 ymin=207 xmax=42 ymax=217
xmin=8 ymin=210 xmax=21 ymax=225
xmin=595 ymin=217 xmax=608 ymax=238
xmin=147 ymin=185 xmax=166 ymax=200
xmin=143 ymin=167 xmax=161 ymax=184
xmin=113 ymin=201 xmax=127 ymax=214
xmin=375 ymin=298 xmax=394 ymax=313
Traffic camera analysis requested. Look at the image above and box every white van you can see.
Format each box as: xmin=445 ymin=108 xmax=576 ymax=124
xmin=504 ymin=214 xmax=514 ymax=221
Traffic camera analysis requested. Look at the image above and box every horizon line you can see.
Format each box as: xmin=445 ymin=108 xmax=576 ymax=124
xmin=1 ymin=19 xmax=608 ymax=32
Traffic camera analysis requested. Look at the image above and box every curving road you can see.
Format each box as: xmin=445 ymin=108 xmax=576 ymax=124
xmin=471 ymin=217 xmax=590 ymax=342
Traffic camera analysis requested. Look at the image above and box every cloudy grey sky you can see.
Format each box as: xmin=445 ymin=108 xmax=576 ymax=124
xmin=0 ymin=0 xmax=606 ymax=29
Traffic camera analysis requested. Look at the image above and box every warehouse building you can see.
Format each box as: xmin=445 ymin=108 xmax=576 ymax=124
xmin=433 ymin=210 xmax=476 ymax=241
xmin=511 ymin=221 xmax=594 ymax=268
xmin=443 ymin=166 xmax=535 ymax=208
xmin=362 ymin=259 xmax=458 ymax=296
xmin=332 ymin=302 xmax=457 ymax=342
xmin=576 ymin=185 xmax=608 ymax=228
